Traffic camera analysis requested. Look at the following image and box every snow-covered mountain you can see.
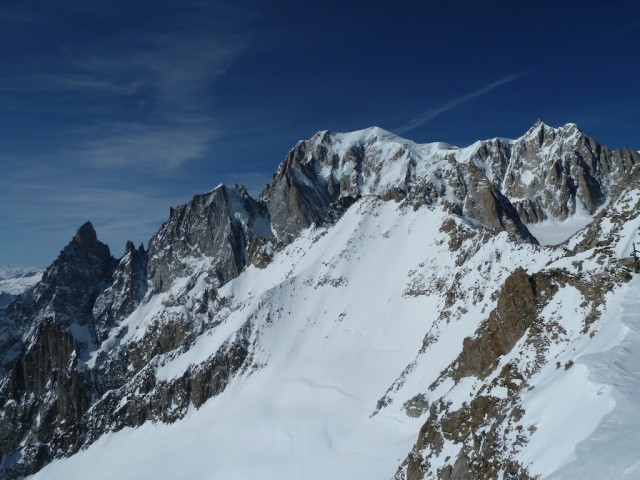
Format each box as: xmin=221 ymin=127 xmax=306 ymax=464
xmin=0 ymin=267 xmax=42 ymax=309
xmin=1 ymin=121 xmax=639 ymax=479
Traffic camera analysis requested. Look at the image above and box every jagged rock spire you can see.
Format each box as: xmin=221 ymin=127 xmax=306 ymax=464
xmin=73 ymin=221 xmax=98 ymax=246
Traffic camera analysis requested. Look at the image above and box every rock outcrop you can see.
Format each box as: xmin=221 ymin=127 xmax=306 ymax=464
xmin=260 ymin=121 xmax=638 ymax=246
xmin=261 ymin=127 xmax=536 ymax=244
xmin=0 ymin=222 xmax=115 ymax=373
xmin=394 ymin=183 xmax=640 ymax=479
xmin=92 ymin=241 xmax=148 ymax=342
xmin=483 ymin=120 xmax=639 ymax=222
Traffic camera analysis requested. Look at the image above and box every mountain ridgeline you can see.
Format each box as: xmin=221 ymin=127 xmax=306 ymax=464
xmin=1 ymin=121 xmax=639 ymax=479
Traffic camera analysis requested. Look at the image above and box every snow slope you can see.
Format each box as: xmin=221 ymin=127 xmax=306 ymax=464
xmin=0 ymin=267 xmax=42 ymax=308
xmin=29 ymin=187 xmax=640 ymax=479
xmin=0 ymin=267 xmax=42 ymax=295
xmin=526 ymin=211 xmax=594 ymax=246
xmin=32 ymin=199 xmax=447 ymax=480
xmin=542 ymin=277 xmax=640 ymax=479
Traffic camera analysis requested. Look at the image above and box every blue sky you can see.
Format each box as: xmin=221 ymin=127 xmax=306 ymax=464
xmin=1 ymin=0 xmax=639 ymax=267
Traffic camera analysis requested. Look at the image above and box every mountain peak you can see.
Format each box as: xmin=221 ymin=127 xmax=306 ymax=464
xmin=522 ymin=118 xmax=552 ymax=137
xmin=329 ymin=125 xmax=406 ymax=145
xmin=522 ymin=119 xmax=583 ymax=138
xmin=74 ymin=221 xmax=97 ymax=246
xmin=208 ymin=183 xmax=227 ymax=194
xmin=125 ymin=240 xmax=136 ymax=253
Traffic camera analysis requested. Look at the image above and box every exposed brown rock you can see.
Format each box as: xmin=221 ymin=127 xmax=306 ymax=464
xmin=455 ymin=268 xmax=543 ymax=380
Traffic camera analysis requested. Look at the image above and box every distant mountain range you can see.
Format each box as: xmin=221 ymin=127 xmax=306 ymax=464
xmin=0 ymin=267 xmax=42 ymax=308
xmin=1 ymin=121 xmax=640 ymax=479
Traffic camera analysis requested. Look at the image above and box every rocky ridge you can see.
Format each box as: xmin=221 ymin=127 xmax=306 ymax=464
xmin=261 ymin=121 xmax=638 ymax=238
xmin=0 ymin=121 xmax=639 ymax=479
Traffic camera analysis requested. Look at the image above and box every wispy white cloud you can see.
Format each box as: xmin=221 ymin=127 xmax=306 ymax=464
xmin=64 ymin=120 xmax=218 ymax=170
xmin=0 ymin=2 xmax=252 ymax=170
xmin=0 ymin=2 xmax=275 ymax=266
xmin=0 ymin=172 xmax=183 ymax=258
xmin=60 ymin=29 xmax=249 ymax=103
xmin=395 ymin=71 xmax=530 ymax=134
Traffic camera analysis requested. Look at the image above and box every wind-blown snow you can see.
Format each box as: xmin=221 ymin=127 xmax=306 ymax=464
xmin=510 ymin=276 xmax=640 ymax=479
xmin=543 ymin=276 xmax=640 ymax=479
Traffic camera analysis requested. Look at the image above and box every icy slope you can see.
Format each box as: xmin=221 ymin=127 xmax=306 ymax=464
xmin=30 ymin=199 xmax=456 ymax=479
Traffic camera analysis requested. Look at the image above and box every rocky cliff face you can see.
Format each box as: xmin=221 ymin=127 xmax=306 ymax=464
xmin=0 ymin=222 xmax=115 ymax=374
xmin=0 ymin=223 xmax=120 ymax=476
xmin=468 ymin=120 xmax=639 ymax=222
xmin=260 ymin=127 xmax=536 ymax=244
xmin=393 ymin=185 xmax=639 ymax=479
xmin=92 ymin=241 xmax=147 ymax=342
xmin=1 ymin=121 xmax=639 ymax=479
xmin=260 ymin=121 xmax=638 ymax=246
xmin=147 ymin=184 xmax=273 ymax=292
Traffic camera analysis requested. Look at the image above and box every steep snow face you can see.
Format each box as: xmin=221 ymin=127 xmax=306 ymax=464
xmin=543 ymin=276 xmax=640 ymax=480
xmin=308 ymin=126 xmax=458 ymax=196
